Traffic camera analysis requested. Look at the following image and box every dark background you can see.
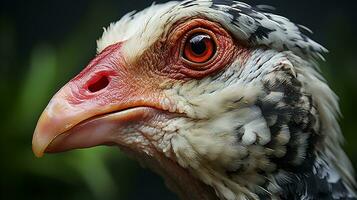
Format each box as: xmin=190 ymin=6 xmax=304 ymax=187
xmin=1 ymin=0 xmax=356 ymax=199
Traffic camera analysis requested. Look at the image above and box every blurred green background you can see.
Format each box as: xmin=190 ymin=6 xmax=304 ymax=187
xmin=0 ymin=0 xmax=356 ymax=199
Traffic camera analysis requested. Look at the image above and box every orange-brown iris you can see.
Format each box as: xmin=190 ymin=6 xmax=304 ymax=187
xmin=183 ymin=33 xmax=216 ymax=64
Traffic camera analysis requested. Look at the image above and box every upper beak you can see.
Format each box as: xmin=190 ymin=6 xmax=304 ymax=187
xmin=32 ymin=42 xmax=161 ymax=157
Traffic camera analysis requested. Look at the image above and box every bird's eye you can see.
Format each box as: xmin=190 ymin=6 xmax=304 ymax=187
xmin=171 ymin=20 xmax=234 ymax=79
xmin=183 ymin=33 xmax=216 ymax=64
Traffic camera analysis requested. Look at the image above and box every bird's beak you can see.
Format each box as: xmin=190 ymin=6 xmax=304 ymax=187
xmin=32 ymin=42 xmax=163 ymax=157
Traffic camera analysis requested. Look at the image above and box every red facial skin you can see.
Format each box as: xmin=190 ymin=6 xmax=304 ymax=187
xmin=138 ymin=18 xmax=238 ymax=80
xmin=32 ymin=18 xmax=249 ymax=157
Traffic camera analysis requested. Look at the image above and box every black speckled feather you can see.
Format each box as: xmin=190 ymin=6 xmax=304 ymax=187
xmin=276 ymin=155 xmax=357 ymax=200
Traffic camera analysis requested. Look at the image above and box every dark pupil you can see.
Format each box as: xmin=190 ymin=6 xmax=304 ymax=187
xmin=189 ymin=34 xmax=209 ymax=55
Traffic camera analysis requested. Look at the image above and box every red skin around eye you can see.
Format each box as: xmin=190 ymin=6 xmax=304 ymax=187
xmin=163 ymin=18 xmax=237 ymax=80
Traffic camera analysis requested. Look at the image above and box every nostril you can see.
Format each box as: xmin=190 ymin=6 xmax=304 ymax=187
xmin=88 ymin=75 xmax=110 ymax=93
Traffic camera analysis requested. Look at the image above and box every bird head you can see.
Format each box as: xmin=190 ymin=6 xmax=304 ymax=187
xmin=32 ymin=1 xmax=356 ymax=199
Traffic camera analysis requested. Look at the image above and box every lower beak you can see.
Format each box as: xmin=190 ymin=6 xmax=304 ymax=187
xmin=32 ymin=99 xmax=159 ymax=157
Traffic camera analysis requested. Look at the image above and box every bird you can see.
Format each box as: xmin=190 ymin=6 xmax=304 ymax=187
xmin=32 ymin=0 xmax=357 ymax=199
